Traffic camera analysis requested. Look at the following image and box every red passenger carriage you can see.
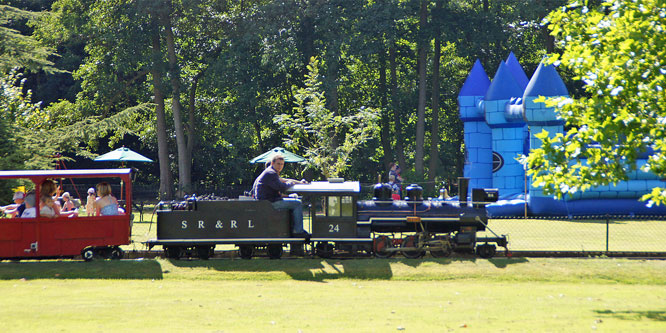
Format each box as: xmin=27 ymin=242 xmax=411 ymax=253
xmin=0 ymin=169 xmax=132 ymax=261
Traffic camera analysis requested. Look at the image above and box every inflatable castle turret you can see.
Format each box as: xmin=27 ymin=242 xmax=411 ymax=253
xmin=458 ymin=60 xmax=492 ymax=191
xmin=458 ymin=53 xmax=666 ymax=217
xmin=484 ymin=59 xmax=528 ymax=196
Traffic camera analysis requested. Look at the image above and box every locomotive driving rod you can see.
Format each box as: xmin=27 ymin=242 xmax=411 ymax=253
xmin=475 ymin=216 xmax=509 ymax=248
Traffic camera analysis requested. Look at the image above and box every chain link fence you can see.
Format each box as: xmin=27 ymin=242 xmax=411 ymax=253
xmin=58 ymin=181 xmax=666 ymax=254
xmin=479 ymin=217 xmax=666 ymax=253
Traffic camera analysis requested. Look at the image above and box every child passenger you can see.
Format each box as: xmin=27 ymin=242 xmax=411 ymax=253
xmin=0 ymin=191 xmax=25 ymax=218
xmin=60 ymin=192 xmax=78 ymax=217
xmin=61 ymin=192 xmax=76 ymax=212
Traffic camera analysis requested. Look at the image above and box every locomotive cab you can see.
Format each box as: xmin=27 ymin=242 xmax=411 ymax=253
xmin=288 ymin=181 xmax=364 ymax=240
xmin=288 ymin=181 xmax=370 ymax=257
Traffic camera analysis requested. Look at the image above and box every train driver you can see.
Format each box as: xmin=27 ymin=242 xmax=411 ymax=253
xmin=254 ymin=154 xmax=309 ymax=238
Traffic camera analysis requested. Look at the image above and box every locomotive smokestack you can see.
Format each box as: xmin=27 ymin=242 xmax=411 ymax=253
xmin=458 ymin=177 xmax=469 ymax=207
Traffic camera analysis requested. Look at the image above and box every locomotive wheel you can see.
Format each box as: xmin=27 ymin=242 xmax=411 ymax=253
xmin=401 ymin=235 xmax=425 ymax=259
xmin=165 ymin=246 xmax=183 ymax=259
xmin=109 ymin=246 xmax=124 ymax=260
xmin=373 ymin=236 xmax=394 ymax=258
xmin=315 ymin=242 xmax=335 ymax=258
xmin=476 ymin=244 xmax=496 ymax=259
xmin=430 ymin=236 xmax=452 ymax=258
xmin=81 ymin=248 xmax=95 ymax=262
xmin=238 ymin=245 xmax=254 ymax=259
xmin=267 ymin=244 xmax=283 ymax=259
xmin=197 ymin=246 xmax=214 ymax=260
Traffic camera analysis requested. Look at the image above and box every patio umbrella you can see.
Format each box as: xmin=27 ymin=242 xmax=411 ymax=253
xmin=94 ymin=147 xmax=153 ymax=201
xmin=249 ymin=147 xmax=306 ymax=164
xmin=94 ymin=147 xmax=154 ymax=164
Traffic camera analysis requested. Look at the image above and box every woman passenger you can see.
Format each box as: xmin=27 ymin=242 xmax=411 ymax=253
xmin=94 ymin=182 xmax=119 ymax=216
xmin=39 ymin=180 xmax=60 ymax=218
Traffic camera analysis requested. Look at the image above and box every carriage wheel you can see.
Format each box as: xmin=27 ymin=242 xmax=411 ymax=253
xmin=81 ymin=248 xmax=95 ymax=262
xmin=197 ymin=246 xmax=214 ymax=260
xmin=430 ymin=236 xmax=452 ymax=258
xmin=238 ymin=245 xmax=254 ymax=259
xmin=316 ymin=242 xmax=335 ymax=258
xmin=267 ymin=244 xmax=283 ymax=259
xmin=476 ymin=243 xmax=496 ymax=259
xmin=165 ymin=246 xmax=182 ymax=259
xmin=373 ymin=235 xmax=394 ymax=258
xmin=109 ymin=246 xmax=124 ymax=260
xmin=401 ymin=235 xmax=425 ymax=259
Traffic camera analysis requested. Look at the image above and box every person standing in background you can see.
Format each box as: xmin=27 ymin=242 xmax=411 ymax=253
xmin=388 ymin=162 xmax=404 ymax=197
xmin=86 ymin=187 xmax=96 ymax=216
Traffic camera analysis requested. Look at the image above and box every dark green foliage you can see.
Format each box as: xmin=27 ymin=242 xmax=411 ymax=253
xmin=2 ymin=0 xmax=571 ymax=197
xmin=0 ymin=3 xmax=59 ymax=73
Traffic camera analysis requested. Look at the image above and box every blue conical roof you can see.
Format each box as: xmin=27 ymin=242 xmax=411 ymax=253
xmin=523 ymin=61 xmax=569 ymax=98
xmin=459 ymin=59 xmax=490 ymax=97
xmin=485 ymin=61 xmax=523 ymax=101
xmin=505 ymin=52 xmax=529 ymax=90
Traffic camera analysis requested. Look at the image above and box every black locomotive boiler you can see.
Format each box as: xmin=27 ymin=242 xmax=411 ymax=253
xmin=146 ymin=180 xmax=507 ymax=259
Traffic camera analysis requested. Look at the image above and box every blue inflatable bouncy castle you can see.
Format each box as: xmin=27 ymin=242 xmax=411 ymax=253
xmin=458 ymin=53 xmax=666 ymax=217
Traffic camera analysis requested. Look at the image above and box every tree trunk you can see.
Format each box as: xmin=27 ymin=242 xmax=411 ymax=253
xmin=151 ymin=31 xmax=173 ymax=200
xmin=253 ymin=113 xmax=264 ymax=152
xmin=328 ymin=62 xmax=340 ymax=116
xmin=298 ymin=14 xmax=315 ymax=76
xmin=378 ymin=49 xmax=392 ymax=172
xmin=389 ymin=45 xmax=407 ymax=174
xmin=428 ymin=19 xmax=441 ymax=193
xmin=415 ymin=0 xmax=428 ymax=178
xmin=162 ymin=4 xmax=191 ymax=196
xmin=326 ymin=48 xmax=341 ymax=150
xmin=186 ymin=72 xmax=200 ymax=182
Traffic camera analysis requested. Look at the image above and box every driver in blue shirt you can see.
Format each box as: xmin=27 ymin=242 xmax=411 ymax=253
xmin=254 ymin=154 xmax=309 ymax=238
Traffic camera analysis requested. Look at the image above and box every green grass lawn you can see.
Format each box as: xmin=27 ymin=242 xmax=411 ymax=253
xmin=1 ymin=257 xmax=665 ymax=332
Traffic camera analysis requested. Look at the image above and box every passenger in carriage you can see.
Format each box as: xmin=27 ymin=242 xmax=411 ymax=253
xmin=39 ymin=180 xmax=60 ymax=218
xmin=254 ymin=154 xmax=309 ymax=238
xmin=94 ymin=182 xmax=120 ymax=216
xmin=20 ymin=191 xmax=36 ymax=218
xmin=60 ymin=192 xmax=78 ymax=217
xmin=0 ymin=191 xmax=25 ymax=218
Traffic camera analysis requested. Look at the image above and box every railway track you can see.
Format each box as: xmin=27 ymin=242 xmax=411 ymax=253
xmin=119 ymin=250 xmax=666 ymax=260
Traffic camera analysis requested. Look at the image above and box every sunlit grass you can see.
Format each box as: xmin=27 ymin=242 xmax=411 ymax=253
xmin=1 ymin=258 xmax=665 ymax=332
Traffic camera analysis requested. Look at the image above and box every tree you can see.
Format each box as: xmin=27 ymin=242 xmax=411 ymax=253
xmin=0 ymin=4 xmax=58 ymax=73
xmin=0 ymin=70 xmax=52 ymax=170
xmin=525 ymin=0 xmax=666 ymax=206
xmin=274 ymin=57 xmax=379 ymax=179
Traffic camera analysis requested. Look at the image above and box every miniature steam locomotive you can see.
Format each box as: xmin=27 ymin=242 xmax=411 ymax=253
xmin=146 ymin=180 xmax=507 ymax=259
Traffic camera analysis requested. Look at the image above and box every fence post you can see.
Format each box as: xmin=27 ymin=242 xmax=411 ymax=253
xmin=605 ymin=214 xmax=610 ymax=253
